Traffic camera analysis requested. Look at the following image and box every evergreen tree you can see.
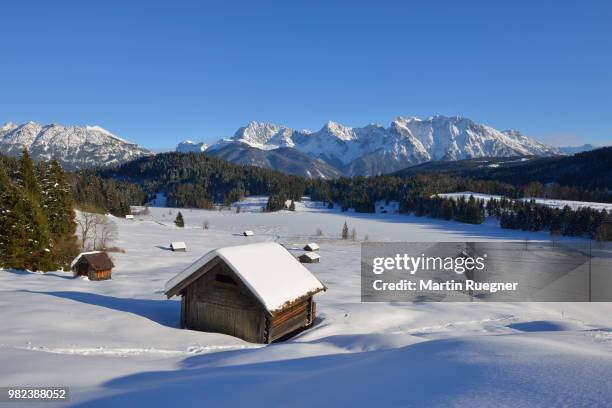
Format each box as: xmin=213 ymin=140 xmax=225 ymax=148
xmin=0 ymin=184 xmax=52 ymax=270
xmin=174 ymin=211 xmax=185 ymax=227
xmin=5 ymin=151 xmax=54 ymax=270
xmin=40 ymin=160 xmax=76 ymax=238
xmin=39 ymin=160 xmax=78 ymax=268
xmin=265 ymin=194 xmax=287 ymax=212
xmin=0 ymin=164 xmax=18 ymax=266
xmin=18 ymin=149 xmax=42 ymax=202
xmin=341 ymin=221 xmax=349 ymax=239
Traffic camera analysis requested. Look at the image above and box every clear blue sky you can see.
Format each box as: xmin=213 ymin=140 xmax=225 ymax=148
xmin=1 ymin=0 xmax=611 ymax=149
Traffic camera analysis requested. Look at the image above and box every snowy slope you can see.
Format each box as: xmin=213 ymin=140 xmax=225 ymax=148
xmin=1 ymin=207 xmax=611 ymax=406
xmin=197 ymin=116 xmax=563 ymax=176
xmin=0 ymin=121 xmax=151 ymax=170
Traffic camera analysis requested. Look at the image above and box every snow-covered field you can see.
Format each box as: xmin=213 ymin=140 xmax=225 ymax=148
xmin=438 ymin=191 xmax=612 ymax=211
xmin=1 ymin=201 xmax=612 ymax=407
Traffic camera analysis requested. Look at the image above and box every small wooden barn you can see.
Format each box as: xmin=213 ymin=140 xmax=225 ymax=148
xmin=299 ymin=252 xmax=320 ymax=263
xmin=71 ymin=252 xmax=114 ymax=281
xmin=243 ymin=230 xmax=254 ymax=236
xmin=165 ymin=242 xmax=326 ymax=343
xmin=170 ymin=242 xmax=187 ymax=252
xmin=303 ymin=242 xmax=320 ymax=251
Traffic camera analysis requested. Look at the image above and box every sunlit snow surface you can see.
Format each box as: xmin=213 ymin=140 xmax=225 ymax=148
xmin=1 ymin=200 xmax=611 ymax=407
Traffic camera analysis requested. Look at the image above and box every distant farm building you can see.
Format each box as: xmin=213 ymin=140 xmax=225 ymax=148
xmin=170 ymin=242 xmax=187 ymax=252
xmin=303 ymin=242 xmax=320 ymax=251
xmin=125 ymin=214 xmax=134 ymax=220
xmin=299 ymin=252 xmax=320 ymax=263
xmin=71 ymin=252 xmax=114 ymax=281
xmin=243 ymin=230 xmax=254 ymax=236
xmin=165 ymin=242 xmax=326 ymax=343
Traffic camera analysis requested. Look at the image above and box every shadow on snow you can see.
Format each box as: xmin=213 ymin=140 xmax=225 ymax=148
xmin=19 ymin=290 xmax=180 ymax=328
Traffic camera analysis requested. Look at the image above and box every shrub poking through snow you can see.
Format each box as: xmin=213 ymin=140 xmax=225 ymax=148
xmin=174 ymin=212 xmax=184 ymax=228
xmin=341 ymin=221 xmax=349 ymax=240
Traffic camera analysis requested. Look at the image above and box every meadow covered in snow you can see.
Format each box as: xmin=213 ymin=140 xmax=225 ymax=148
xmin=1 ymin=198 xmax=611 ymax=407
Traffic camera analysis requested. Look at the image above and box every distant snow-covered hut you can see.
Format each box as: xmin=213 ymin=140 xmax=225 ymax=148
xmin=170 ymin=242 xmax=187 ymax=252
xmin=303 ymin=242 xmax=320 ymax=252
xmin=125 ymin=214 xmax=134 ymax=220
xmin=299 ymin=252 xmax=320 ymax=263
xmin=71 ymin=251 xmax=114 ymax=281
xmin=165 ymin=242 xmax=326 ymax=343
xmin=243 ymin=230 xmax=254 ymax=236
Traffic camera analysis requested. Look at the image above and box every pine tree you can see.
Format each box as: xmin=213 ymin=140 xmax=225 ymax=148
xmin=40 ymin=160 xmax=76 ymax=239
xmin=39 ymin=160 xmax=78 ymax=268
xmin=0 ymin=164 xmax=18 ymax=267
xmin=0 ymin=187 xmax=51 ymax=270
xmin=174 ymin=211 xmax=185 ymax=227
xmin=7 ymin=151 xmax=54 ymax=270
xmin=341 ymin=221 xmax=349 ymax=239
xmin=18 ymin=149 xmax=42 ymax=202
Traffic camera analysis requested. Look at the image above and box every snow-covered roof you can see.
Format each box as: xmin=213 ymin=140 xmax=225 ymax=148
xmin=300 ymin=252 xmax=320 ymax=261
xmin=304 ymin=242 xmax=320 ymax=251
xmin=70 ymin=251 xmax=102 ymax=269
xmin=70 ymin=251 xmax=113 ymax=270
xmin=164 ymin=242 xmax=326 ymax=312
xmin=243 ymin=230 xmax=254 ymax=236
xmin=170 ymin=241 xmax=186 ymax=249
xmin=125 ymin=214 xmax=134 ymax=219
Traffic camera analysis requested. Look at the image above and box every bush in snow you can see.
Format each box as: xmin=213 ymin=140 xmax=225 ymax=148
xmin=174 ymin=212 xmax=184 ymax=228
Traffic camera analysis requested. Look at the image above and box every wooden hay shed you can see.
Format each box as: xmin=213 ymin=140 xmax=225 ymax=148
xmin=170 ymin=242 xmax=187 ymax=252
xmin=165 ymin=242 xmax=326 ymax=343
xmin=243 ymin=230 xmax=254 ymax=236
xmin=71 ymin=252 xmax=114 ymax=281
xmin=303 ymin=242 xmax=320 ymax=251
xmin=299 ymin=252 xmax=320 ymax=263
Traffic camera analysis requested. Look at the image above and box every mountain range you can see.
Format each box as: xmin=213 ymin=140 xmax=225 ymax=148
xmin=180 ymin=115 xmax=566 ymax=177
xmin=1 ymin=116 xmax=599 ymax=177
xmin=0 ymin=121 xmax=151 ymax=170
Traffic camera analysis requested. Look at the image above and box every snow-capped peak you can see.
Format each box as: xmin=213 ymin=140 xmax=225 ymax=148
xmin=320 ymin=121 xmax=356 ymax=141
xmin=177 ymin=140 xmax=209 ymax=153
xmin=1 ymin=122 xmax=17 ymax=132
xmin=86 ymin=125 xmax=113 ymax=136
xmin=232 ymin=121 xmax=295 ymax=150
xmin=0 ymin=121 xmax=151 ymax=170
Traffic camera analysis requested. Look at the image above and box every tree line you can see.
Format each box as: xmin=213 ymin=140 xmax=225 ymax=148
xmin=79 ymin=152 xmax=610 ymax=240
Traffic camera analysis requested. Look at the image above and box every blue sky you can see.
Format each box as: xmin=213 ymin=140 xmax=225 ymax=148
xmin=1 ymin=0 xmax=611 ymax=149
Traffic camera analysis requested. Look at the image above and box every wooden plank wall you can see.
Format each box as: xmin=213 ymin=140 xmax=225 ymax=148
xmin=269 ymin=298 xmax=310 ymax=342
xmin=183 ymin=262 xmax=267 ymax=343
xmin=89 ymin=269 xmax=112 ymax=280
